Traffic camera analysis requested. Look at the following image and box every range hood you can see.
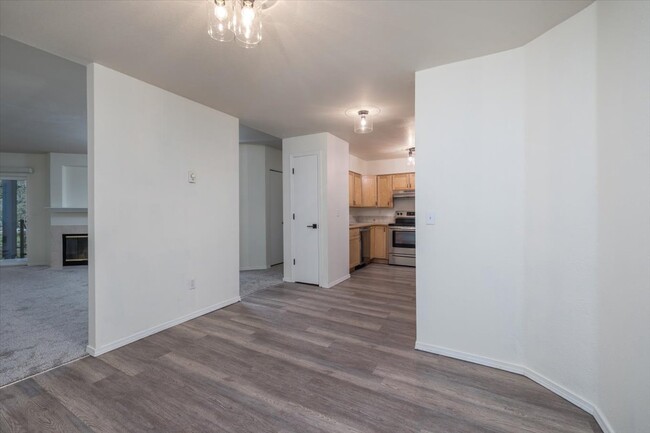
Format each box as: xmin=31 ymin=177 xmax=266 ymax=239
xmin=393 ymin=190 xmax=415 ymax=198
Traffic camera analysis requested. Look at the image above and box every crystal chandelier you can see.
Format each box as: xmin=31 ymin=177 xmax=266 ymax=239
xmin=207 ymin=0 xmax=262 ymax=48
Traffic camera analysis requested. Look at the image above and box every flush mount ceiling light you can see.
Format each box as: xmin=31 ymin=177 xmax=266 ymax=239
xmin=345 ymin=107 xmax=381 ymax=134
xmin=207 ymin=0 xmax=262 ymax=48
xmin=407 ymin=147 xmax=415 ymax=166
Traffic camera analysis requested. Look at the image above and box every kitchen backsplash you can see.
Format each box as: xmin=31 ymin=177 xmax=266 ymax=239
xmin=350 ymin=197 xmax=414 ymax=224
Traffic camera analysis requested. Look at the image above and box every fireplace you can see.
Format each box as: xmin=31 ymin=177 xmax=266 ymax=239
xmin=62 ymin=234 xmax=88 ymax=266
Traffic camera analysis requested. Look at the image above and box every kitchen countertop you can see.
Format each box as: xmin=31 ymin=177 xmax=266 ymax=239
xmin=349 ymin=223 xmax=390 ymax=229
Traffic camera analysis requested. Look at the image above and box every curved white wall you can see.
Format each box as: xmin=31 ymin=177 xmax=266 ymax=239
xmin=415 ymin=2 xmax=650 ymax=432
xmin=523 ymin=4 xmax=599 ymax=406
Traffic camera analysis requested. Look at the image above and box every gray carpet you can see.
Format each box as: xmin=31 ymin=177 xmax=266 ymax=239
xmin=240 ymin=264 xmax=284 ymax=298
xmin=0 ymin=266 xmax=88 ymax=386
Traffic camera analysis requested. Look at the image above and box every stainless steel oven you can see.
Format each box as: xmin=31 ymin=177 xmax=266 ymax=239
xmin=388 ymin=211 xmax=415 ymax=267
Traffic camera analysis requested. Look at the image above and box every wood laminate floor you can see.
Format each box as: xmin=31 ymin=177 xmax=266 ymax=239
xmin=0 ymin=264 xmax=602 ymax=433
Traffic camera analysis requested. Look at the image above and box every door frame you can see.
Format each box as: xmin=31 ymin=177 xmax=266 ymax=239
xmin=289 ymin=151 xmax=322 ymax=286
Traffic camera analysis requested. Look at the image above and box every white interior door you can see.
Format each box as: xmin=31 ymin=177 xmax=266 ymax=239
xmin=268 ymin=170 xmax=283 ymax=266
xmin=291 ymin=154 xmax=319 ymax=285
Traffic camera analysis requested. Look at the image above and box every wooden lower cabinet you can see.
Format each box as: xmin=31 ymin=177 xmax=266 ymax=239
xmin=351 ymin=226 xmax=387 ymax=271
xmin=371 ymin=226 xmax=388 ymax=260
xmin=349 ymin=228 xmax=361 ymax=268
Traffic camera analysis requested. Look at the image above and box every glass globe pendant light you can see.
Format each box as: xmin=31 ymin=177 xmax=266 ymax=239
xmin=354 ymin=110 xmax=373 ymax=134
xmin=234 ymin=0 xmax=262 ymax=48
xmin=207 ymin=0 xmax=235 ymax=42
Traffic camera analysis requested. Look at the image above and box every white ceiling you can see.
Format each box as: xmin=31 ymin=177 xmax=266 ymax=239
xmin=0 ymin=36 xmax=87 ymax=154
xmin=0 ymin=0 xmax=591 ymax=160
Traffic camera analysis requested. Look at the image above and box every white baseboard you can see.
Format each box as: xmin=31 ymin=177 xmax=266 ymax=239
xmin=414 ymin=341 xmax=613 ymax=433
xmin=415 ymin=342 xmax=525 ymax=375
xmin=592 ymin=407 xmax=614 ymax=433
xmin=240 ymin=266 xmax=267 ymax=271
xmin=87 ymin=296 xmax=240 ymax=357
xmin=322 ymin=274 xmax=350 ymax=289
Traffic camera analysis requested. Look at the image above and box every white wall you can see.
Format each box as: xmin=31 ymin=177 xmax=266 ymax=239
xmin=87 ymin=63 xmax=239 ymax=354
xmin=283 ymin=133 xmax=349 ymax=288
xmin=348 ymin=155 xmax=413 ymax=175
xmin=415 ymin=2 xmax=650 ymax=432
xmin=49 ymin=153 xmax=88 ymax=226
xmin=0 ymin=152 xmax=50 ymax=265
xmin=325 ymin=134 xmax=350 ymax=286
xmin=239 ymin=144 xmax=267 ymax=270
xmin=415 ymin=48 xmax=526 ymax=366
xmin=596 ymin=2 xmax=650 ymax=432
xmin=239 ymin=144 xmax=283 ymax=270
xmin=524 ymin=4 xmax=599 ymax=405
xmin=265 ymin=146 xmax=283 ymax=266
xmin=49 ymin=153 xmax=87 ymax=208
xmin=365 ymin=158 xmax=413 ymax=175
xmin=348 ymin=154 xmax=367 ymax=174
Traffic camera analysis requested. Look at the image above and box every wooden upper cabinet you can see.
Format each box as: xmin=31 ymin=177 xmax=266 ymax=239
xmin=361 ymin=175 xmax=377 ymax=207
xmin=391 ymin=172 xmax=415 ymax=191
xmin=349 ymin=171 xmax=362 ymax=207
xmin=392 ymin=173 xmax=410 ymax=190
xmin=377 ymin=175 xmax=393 ymax=208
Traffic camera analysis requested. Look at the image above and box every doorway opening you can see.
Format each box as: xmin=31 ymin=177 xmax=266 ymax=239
xmin=238 ymin=125 xmax=284 ymax=298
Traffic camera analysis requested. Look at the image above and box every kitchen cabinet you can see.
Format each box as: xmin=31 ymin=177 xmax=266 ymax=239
xmin=361 ymin=175 xmax=377 ymax=207
xmin=349 ymin=228 xmax=361 ymax=268
xmin=371 ymin=226 xmax=387 ymax=260
xmin=391 ymin=172 xmax=415 ymax=191
xmin=377 ymin=175 xmax=393 ymax=208
xmin=349 ymin=172 xmax=362 ymax=207
xmin=351 ymin=171 xmax=413 ymax=208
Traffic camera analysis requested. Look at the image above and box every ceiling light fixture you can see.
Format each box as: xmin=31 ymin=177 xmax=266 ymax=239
xmin=407 ymin=147 xmax=415 ymax=166
xmin=207 ymin=0 xmax=262 ymax=48
xmin=345 ymin=107 xmax=381 ymax=134
xmin=355 ymin=110 xmax=372 ymax=134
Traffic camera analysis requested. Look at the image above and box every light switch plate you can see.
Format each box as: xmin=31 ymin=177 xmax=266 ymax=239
xmin=426 ymin=211 xmax=435 ymax=225
xmin=188 ymin=171 xmax=197 ymax=183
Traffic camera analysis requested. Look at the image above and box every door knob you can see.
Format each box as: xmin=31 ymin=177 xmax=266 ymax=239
xmin=306 ymin=224 xmax=318 ymax=229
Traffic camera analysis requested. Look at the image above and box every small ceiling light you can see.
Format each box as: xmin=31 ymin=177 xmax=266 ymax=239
xmin=355 ymin=110 xmax=372 ymax=134
xmin=407 ymin=147 xmax=415 ymax=166
xmin=207 ymin=0 xmax=262 ymax=48
xmin=345 ymin=106 xmax=381 ymax=134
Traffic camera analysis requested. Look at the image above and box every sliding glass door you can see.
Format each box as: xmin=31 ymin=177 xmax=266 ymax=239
xmin=0 ymin=178 xmax=27 ymax=262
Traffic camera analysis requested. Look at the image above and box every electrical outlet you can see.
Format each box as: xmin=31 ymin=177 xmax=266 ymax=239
xmin=189 ymin=279 xmax=196 ymax=290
